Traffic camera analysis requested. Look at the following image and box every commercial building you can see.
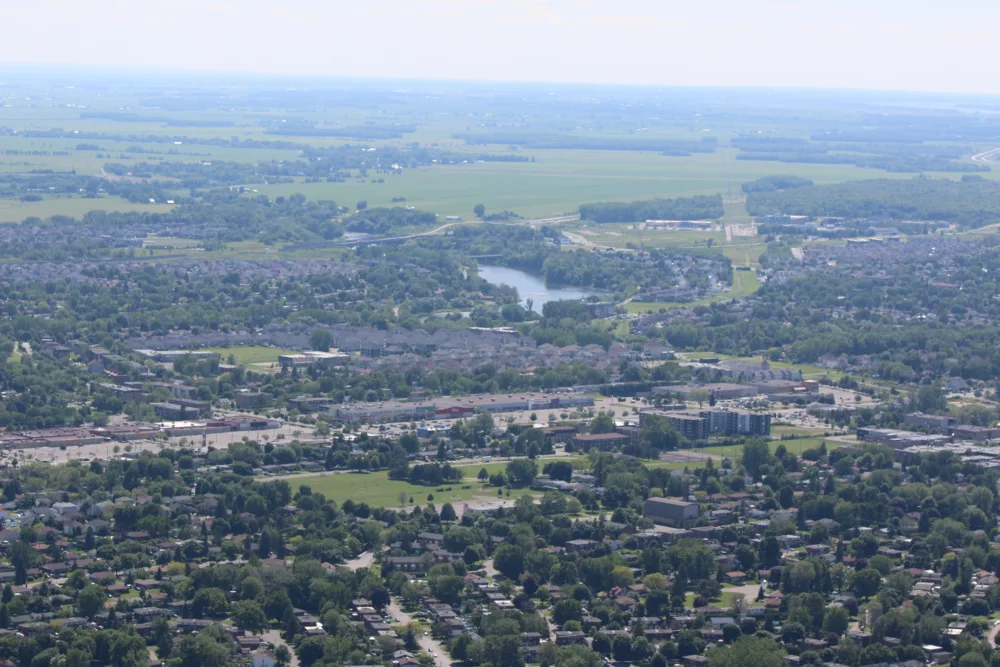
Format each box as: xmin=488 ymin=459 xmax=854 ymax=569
xmin=329 ymin=392 xmax=594 ymax=424
xmin=903 ymin=413 xmax=956 ymax=431
xmin=277 ymin=351 xmax=349 ymax=369
xmin=644 ymin=497 xmax=700 ymax=527
xmin=856 ymin=428 xmax=952 ymax=449
xmin=663 ymin=384 xmax=759 ymax=401
xmin=950 ymin=425 xmax=1000 ymax=442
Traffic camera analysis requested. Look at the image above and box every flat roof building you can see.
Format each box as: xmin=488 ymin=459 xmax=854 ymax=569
xmin=644 ymin=497 xmax=700 ymax=527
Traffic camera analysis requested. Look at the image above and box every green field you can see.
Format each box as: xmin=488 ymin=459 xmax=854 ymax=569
xmin=0 ymin=196 xmax=174 ymax=223
xmin=205 ymin=346 xmax=299 ymax=365
xmin=770 ymin=425 xmax=832 ymax=438
xmin=294 ymin=470 xmax=502 ymax=508
xmin=648 ymin=437 xmax=840 ymax=470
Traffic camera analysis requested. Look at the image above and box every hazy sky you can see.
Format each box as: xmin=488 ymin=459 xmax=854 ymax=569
xmin=5 ymin=0 xmax=1000 ymax=94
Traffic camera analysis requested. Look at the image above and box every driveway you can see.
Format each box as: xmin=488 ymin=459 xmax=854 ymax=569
xmin=480 ymin=558 xmax=499 ymax=578
xmin=388 ymin=599 xmax=451 ymax=667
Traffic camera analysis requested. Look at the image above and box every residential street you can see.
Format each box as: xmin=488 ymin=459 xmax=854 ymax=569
xmin=388 ymin=599 xmax=452 ymax=667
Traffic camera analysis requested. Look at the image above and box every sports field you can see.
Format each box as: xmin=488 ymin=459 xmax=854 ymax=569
xmin=205 ymin=346 xmax=299 ymax=365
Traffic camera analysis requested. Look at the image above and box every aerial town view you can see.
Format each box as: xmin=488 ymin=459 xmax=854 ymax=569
xmin=0 ymin=4 xmax=999 ymax=667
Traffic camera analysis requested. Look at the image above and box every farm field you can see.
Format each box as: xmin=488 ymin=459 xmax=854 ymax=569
xmin=0 ymin=196 xmax=174 ymax=223
xmin=170 ymin=148 xmax=976 ymax=220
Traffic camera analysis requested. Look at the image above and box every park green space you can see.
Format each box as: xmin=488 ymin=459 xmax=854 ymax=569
xmin=299 ymin=470 xmax=503 ymax=508
xmin=647 ymin=437 xmax=841 ymax=470
xmin=205 ymin=346 xmax=299 ymax=365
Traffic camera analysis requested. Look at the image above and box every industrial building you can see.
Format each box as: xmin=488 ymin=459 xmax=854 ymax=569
xmin=644 ymin=497 xmax=700 ymax=527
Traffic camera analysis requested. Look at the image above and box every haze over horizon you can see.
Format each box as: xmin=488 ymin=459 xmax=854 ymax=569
xmin=5 ymin=0 xmax=1000 ymax=96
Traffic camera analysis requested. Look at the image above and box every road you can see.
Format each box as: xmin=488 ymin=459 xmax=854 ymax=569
xmin=971 ymin=148 xmax=1000 ymax=164
xmin=344 ymin=551 xmax=375 ymax=571
xmin=263 ymin=629 xmax=299 ymax=667
xmin=388 ymin=599 xmax=452 ymax=667
xmin=988 ymin=620 xmax=1000 ymax=648
xmin=480 ymin=558 xmax=499 ymax=578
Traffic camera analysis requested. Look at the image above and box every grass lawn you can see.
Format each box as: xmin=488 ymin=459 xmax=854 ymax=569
xmin=685 ymin=591 xmax=745 ymax=610
xmin=647 ymin=438 xmax=841 ymax=471
xmin=454 ymin=457 xmax=590 ymax=480
xmin=205 ymin=346 xmax=300 ymax=365
xmin=292 ymin=470 xmax=505 ymax=509
xmin=626 ymin=270 xmax=760 ymax=314
xmin=770 ymin=425 xmax=832 ymax=438
xmin=0 ymin=196 xmax=174 ymax=223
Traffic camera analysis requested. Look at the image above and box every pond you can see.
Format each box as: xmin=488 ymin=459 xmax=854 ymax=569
xmin=477 ymin=265 xmax=601 ymax=313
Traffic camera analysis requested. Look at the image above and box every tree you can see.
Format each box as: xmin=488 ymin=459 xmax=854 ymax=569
xmin=356 ymin=200 xmax=368 ymax=210
xmin=853 ymin=568 xmax=882 ymax=598
xmin=506 ymin=459 xmax=537 ymax=488
xmin=741 ymin=440 xmax=772 ymax=479
xmin=309 ymin=329 xmax=332 ymax=352
xmin=192 ymin=587 xmax=229 ymax=618
xmin=474 ymin=204 xmax=486 ymax=218
xmin=823 ymin=606 xmax=850 ymax=634
xmin=493 ymin=544 xmax=527 ymax=580
xmin=440 ymin=503 xmax=457 ymax=522
xmin=552 ymin=599 xmax=582 ymax=626
xmin=482 ymin=634 xmax=524 ymax=667
xmin=590 ymin=412 xmax=616 ymax=434
xmin=556 ymin=644 xmax=603 ymax=667
xmin=77 ymin=584 xmax=106 ymax=619
xmin=478 ymin=468 xmax=489 ymax=481
xmin=231 ymin=600 xmax=267 ymax=632
xmin=707 ymin=636 xmax=785 ymax=667
xmin=640 ymin=414 xmax=681 ymax=451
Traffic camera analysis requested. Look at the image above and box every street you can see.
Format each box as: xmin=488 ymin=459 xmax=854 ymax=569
xmin=388 ymin=600 xmax=452 ymax=667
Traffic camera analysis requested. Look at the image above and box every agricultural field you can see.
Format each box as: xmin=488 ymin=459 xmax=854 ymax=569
xmin=0 ymin=196 xmax=174 ymax=223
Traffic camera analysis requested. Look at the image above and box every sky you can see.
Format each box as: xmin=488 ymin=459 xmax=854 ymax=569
xmin=4 ymin=0 xmax=1000 ymax=94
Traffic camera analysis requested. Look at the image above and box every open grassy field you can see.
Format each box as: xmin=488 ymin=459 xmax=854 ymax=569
xmin=770 ymin=425 xmax=832 ymax=438
xmin=205 ymin=346 xmax=299 ymax=365
xmin=647 ymin=437 xmax=840 ymax=470
xmin=0 ymin=196 xmax=175 ymax=223
xmin=299 ymin=470 xmax=503 ymax=509
xmin=229 ymin=148 xmax=969 ymax=220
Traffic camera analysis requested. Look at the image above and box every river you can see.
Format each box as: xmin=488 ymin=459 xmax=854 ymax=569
xmin=477 ymin=265 xmax=600 ymax=313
